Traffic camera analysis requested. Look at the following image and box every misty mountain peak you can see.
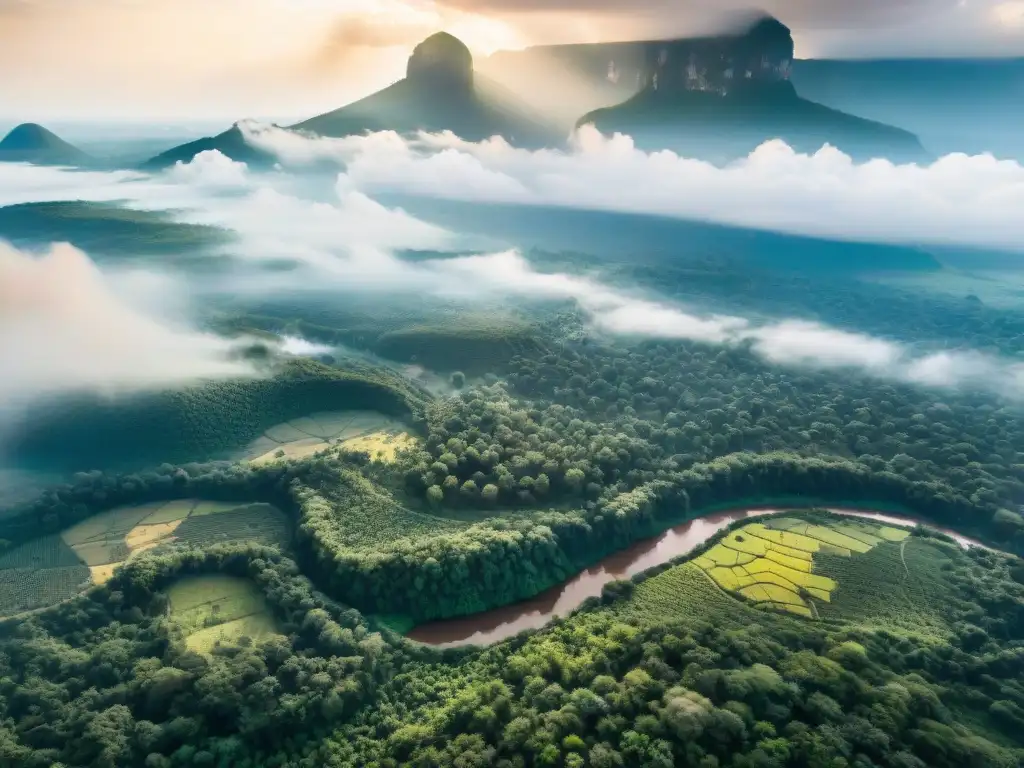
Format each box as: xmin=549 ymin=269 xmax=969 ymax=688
xmin=1 ymin=123 xmax=66 ymax=151
xmin=406 ymin=32 xmax=474 ymax=92
xmin=0 ymin=122 xmax=88 ymax=165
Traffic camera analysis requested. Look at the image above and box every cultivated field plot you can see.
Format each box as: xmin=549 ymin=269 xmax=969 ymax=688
xmin=172 ymin=505 xmax=290 ymax=549
xmin=814 ymin=535 xmax=959 ymax=637
xmin=692 ymin=517 xmax=910 ymax=618
xmin=0 ymin=534 xmax=91 ymax=616
xmin=167 ymin=575 xmax=283 ymax=653
xmin=62 ymin=499 xmax=288 ymax=584
xmin=0 ymin=499 xmax=290 ymax=617
xmin=617 ymin=558 xmax=765 ymax=630
xmin=243 ymin=410 xmax=416 ymax=465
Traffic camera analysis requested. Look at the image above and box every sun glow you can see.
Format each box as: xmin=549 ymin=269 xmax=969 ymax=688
xmin=992 ymin=1 xmax=1024 ymax=27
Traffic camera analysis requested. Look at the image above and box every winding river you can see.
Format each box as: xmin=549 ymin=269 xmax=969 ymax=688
xmin=407 ymin=507 xmax=987 ymax=648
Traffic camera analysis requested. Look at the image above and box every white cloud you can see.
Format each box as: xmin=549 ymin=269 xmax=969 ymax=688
xmin=430 ymin=249 xmax=1024 ymax=398
xmin=241 ymin=122 xmax=1024 ymax=253
xmin=166 ymin=149 xmax=251 ymax=189
xmin=0 ymin=241 xmax=253 ymax=405
xmin=279 ymin=336 xmax=335 ymax=356
xmin=746 ymin=321 xmax=902 ymax=371
xmin=4 ymin=144 xmax=1024 ymax=405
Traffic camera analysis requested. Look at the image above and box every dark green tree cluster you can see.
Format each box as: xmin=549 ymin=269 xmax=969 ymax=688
xmin=0 ymin=543 xmax=406 ymax=768
xmin=2 ymin=509 xmax=1021 ymax=767
xmin=401 ymin=385 xmax=671 ymax=509
xmin=500 ymin=339 xmax=1024 ymax=547
xmin=312 ymin=546 xmax=1024 ymax=767
xmin=292 ymin=450 xmax=1006 ymax=622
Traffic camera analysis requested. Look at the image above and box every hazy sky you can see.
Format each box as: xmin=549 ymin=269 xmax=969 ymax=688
xmin=1 ymin=0 xmax=1023 ymax=121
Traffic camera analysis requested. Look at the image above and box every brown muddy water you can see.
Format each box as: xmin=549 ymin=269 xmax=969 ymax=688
xmin=407 ymin=508 xmax=774 ymax=647
xmin=407 ymin=506 xmax=989 ymax=648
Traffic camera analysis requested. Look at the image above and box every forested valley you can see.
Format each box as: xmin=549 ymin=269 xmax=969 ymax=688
xmin=1 ymin=299 xmax=1023 ymax=768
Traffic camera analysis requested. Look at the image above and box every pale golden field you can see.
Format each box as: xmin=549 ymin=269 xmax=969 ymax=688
xmin=693 ymin=517 xmax=910 ymax=618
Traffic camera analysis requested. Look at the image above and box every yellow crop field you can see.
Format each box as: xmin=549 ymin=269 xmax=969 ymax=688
xmin=242 ymin=410 xmax=416 ymax=465
xmin=125 ymin=521 xmax=184 ymax=551
xmin=763 ymin=549 xmax=813 ymax=572
xmin=693 ymin=547 xmax=756 ymax=569
xmin=89 ymin=564 xmax=117 ymax=585
xmin=749 ymin=526 xmax=819 ymax=553
xmin=695 ymin=515 xmax=909 ymax=618
xmin=819 ymin=543 xmax=853 ymax=557
xmin=835 ymin=526 xmax=884 ymax=546
xmin=339 ymin=431 xmax=417 ymax=463
xmin=743 ymin=558 xmax=836 ymax=591
xmin=720 ymin=531 xmax=770 ymax=556
xmin=769 ymin=602 xmax=813 ymax=618
xmin=800 ymin=525 xmax=874 ymax=553
xmin=760 ymin=583 xmax=805 ymax=606
xmin=1 ymin=500 xmax=288 ymax=616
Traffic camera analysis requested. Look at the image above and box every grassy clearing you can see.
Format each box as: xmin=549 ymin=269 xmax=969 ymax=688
xmin=10 ymin=357 xmax=428 ymax=473
xmin=692 ymin=517 xmax=910 ymax=618
xmin=185 ymin=614 xmax=281 ymax=653
xmin=125 ymin=521 xmax=185 ymax=553
xmin=140 ymin=500 xmax=198 ymax=524
xmin=190 ymin=501 xmax=249 ymax=518
xmin=167 ymin=575 xmax=281 ymax=653
xmin=88 ymin=564 xmax=118 ymax=585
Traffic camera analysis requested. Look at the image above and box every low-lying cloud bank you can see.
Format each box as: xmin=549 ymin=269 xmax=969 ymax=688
xmin=3 ymin=148 xmax=1024 ymax=406
xmin=0 ymin=241 xmax=254 ymax=406
xmin=435 ymin=249 xmax=1024 ymax=399
xmin=242 ymin=121 xmax=1024 ymax=253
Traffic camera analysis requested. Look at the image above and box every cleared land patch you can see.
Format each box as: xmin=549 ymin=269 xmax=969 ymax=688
xmin=339 ymin=430 xmax=417 ymax=462
xmin=814 ymin=535 xmax=959 ymax=637
xmin=244 ymin=410 xmax=415 ymax=465
xmin=0 ymin=534 xmax=90 ymax=616
xmin=0 ymin=500 xmax=290 ymax=614
xmin=692 ymin=517 xmax=910 ymax=618
xmin=167 ymin=575 xmax=282 ymax=653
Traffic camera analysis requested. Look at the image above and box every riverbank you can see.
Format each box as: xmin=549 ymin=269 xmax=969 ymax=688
xmin=406 ymin=502 xmax=989 ymax=647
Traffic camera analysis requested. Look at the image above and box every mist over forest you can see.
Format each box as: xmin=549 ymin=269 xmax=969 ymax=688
xmin=2 ymin=11 xmax=1024 ymax=768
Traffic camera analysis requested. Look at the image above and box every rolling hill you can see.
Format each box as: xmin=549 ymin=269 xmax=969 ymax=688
xmin=0 ymin=123 xmax=90 ymax=165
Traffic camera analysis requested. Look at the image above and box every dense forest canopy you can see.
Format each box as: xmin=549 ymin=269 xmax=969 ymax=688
xmin=5 ymin=9 xmax=1024 ymax=765
xmin=2 ymin=284 xmax=1024 ymax=767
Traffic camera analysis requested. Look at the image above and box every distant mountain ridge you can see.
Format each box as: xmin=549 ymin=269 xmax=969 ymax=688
xmin=789 ymin=58 xmax=1024 ymax=159
xmin=482 ymin=14 xmax=926 ymax=162
xmin=144 ymin=32 xmax=560 ymax=170
xmin=0 ymin=123 xmax=89 ymax=165
xmin=482 ymin=33 xmax=1024 ymax=160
